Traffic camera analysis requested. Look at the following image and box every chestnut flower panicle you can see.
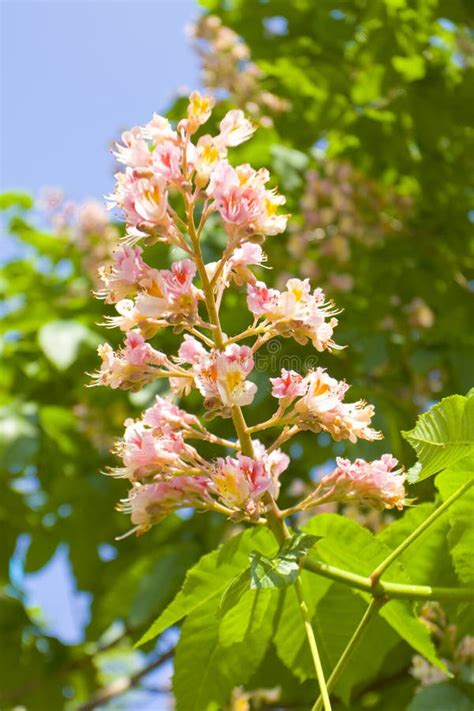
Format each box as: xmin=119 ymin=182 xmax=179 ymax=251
xmin=92 ymin=93 xmax=407 ymax=536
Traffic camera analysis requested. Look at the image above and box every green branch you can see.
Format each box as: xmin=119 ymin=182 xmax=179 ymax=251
xmin=302 ymin=557 xmax=473 ymax=602
xmin=264 ymin=502 xmax=332 ymax=711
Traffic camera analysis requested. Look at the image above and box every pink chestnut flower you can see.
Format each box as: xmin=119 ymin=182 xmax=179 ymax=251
xmin=315 ymin=401 xmax=382 ymax=443
xmin=177 ymin=335 xmax=207 ymax=364
xmin=270 ymin=369 xmax=308 ymax=402
xmin=228 ymin=243 xmax=266 ymax=285
xmin=208 ymin=161 xmax=287 ymax=236
xmin=187 ymin=343 xmax=258 ymax=411
xmin=120 ymin=421 xmax=185 ymax=478
xmin=247 ymin=280 xmax=279 ymax=315
xmin=206 ymin=243 xmax=266 ymax=288
xmin=142 ymin=114 xmax=177 ymax=144
xmin=247 ymin=279 xmax=340 ymax=352
xmin=113 ymin=245 xmax=146 ymax=282
xmin=252 ymin=438 xmax=290 ymax=499
xmin=294 ymin=368 xmax=381 ymax=443
xmin=152 ymin=140 xmax=183 ymax=184
xmin=320 ymin=455 xmax=407 ymax=510
xmin=296 ymin=368 xmax=347 ymax=415
xmin=215 ymin=345 xmax=257 ymax=408
xmin=107 ymin=168 xmax=170 ymax=235
xmin=124 ymin=331 xmax=165 ymax=366
xmin=211 ymin=441 xmax=289 ymax=516
xmin=143 ymin=395 xmax=200 ymax=432
xmin=216 ymin=109 xmax=255 ymax=148
xmin=123 ymin=475 xmax=210 ymax=532
xmin=159 ymin=259 xmax=197 ymax=295
xmin=185 ymin=91 xmax=216 ymax=134
xmin=135 ymin=259 xmax=202 ymax=324
xmin=195 ymin=135 xmax=223 ymax=187
xmin=211 ymin=454 xmax=272 ymax=515
xmin=113 ymin=126 xmax=153 ymax=170
xmin=106 ymin=298 xmax=160 ymax=334
xmin=92 ymin=331 xmax=169 ymax=390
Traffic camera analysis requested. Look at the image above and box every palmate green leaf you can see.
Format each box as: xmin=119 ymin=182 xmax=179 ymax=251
xmin=128 ymin=542 xmax=201 ymax=628
xmin=303 ymin=514 xmax=448 ymax=672
xmin=406 ymin=682 xmax=472 ymax=711
xmin=219 ymin=588 xmax=278 ymax=646
xmin=436 ymin=457 xmax=474 ymax=587
xmin=250 ymin=551 xmax=299 ymax=589
xmin=38 ymin=320 xmax=98 ymax=370
xmin=173 ymin=590 xmax=278 ymax=711
xmin=250 ymin=532 xmax=321 ymax=590
xmin=218 ymin=567 xmax=251 ymax=618
xmin=402 ymin=394 xmax=474 ymax=481
xmin=279 ymin=532 xmax=321 ymax=561
xmin=377 ymin=503 xmax=454 ymax=586
xmin=136 ymin=526 xmax=274 ymax=646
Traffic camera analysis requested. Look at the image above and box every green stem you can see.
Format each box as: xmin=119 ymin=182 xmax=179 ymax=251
xmin=311 ymin=598 xmax=383 ymax=711
xmin=302 ymin=557 xmax=474 ymax=602
xmin=370 ymin=478 xmax=474 ymax=586
xmin=263 ymin=498 xmax=331 ymax=711
xmin=296 ymin=577 xmax=332 ymax=711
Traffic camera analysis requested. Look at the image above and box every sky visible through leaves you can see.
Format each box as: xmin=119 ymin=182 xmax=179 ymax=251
xmin=2 ymin=0 xmax=200 ymax=649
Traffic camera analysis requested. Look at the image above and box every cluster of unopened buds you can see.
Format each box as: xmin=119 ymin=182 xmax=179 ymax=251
xmin=92 ymin=92 xmax=408 ymax=536
xmin=188 ymin=14 xmax=289 ymax=127
xmin=38 ymin=188 xmax=119 ymax=287
xmin=410 ymin=602 xmax=474 ymax=689
xmin=288 ymin=162 xmax=410 ymax=291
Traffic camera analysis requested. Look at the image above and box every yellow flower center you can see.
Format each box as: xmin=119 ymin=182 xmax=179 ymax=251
xmin=226 ymin=369 xmax=244 ymax=393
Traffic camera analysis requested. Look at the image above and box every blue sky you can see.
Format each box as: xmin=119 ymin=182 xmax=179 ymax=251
xmin=1 ymin=0 xmax=201 ymax=201
xmin=2 ymin=0 xmax=201 ymax=649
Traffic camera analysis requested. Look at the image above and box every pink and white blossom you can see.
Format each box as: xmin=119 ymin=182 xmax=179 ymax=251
xmin=91 ymin=331 xmax=171 ymax=390
xmin=320 ymin=455 xmax=407 ymax=510
xmin=211 ymin=443 xmax=287 ymax=515
xmin=177 ymin=334 xmax=208 ymax=364
xmin=270 ymin=369 xmax=308 ymax=402
xmin=247 ymin=279 xmax=340 ymax=351
xmin=190 ymin=344 xmax=257 ymax=411
xmin=114 ymin=127 xmax=153 ymax=170
xmin=294 ymin=368 xmax=381 ymax=443
xmin=225 ymin=243 xmax=266 ymax=285
xmin=247 ymin=280 xmax=279 ymax=315
xmin=120 ymin=476 xmax=210 ymax=533
xmin=107 ymin=168 xmax=170 ymax=235
xmin=185 ymin=91 xmax=216 ymax=134
xmin=216 ymin=109 xmax=255 ymax=148
xmin=97 ymin=245 xmax=149 ymax=303
xmin=135 ymin=260 xmax=202 ymax=324
xmin=208 ymin=161 xmax=287 ymax=237
xmin=143 ymin=395 xmax=200 ymax=432
xmin=94 ymin=96 xmax=398 ymax=535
